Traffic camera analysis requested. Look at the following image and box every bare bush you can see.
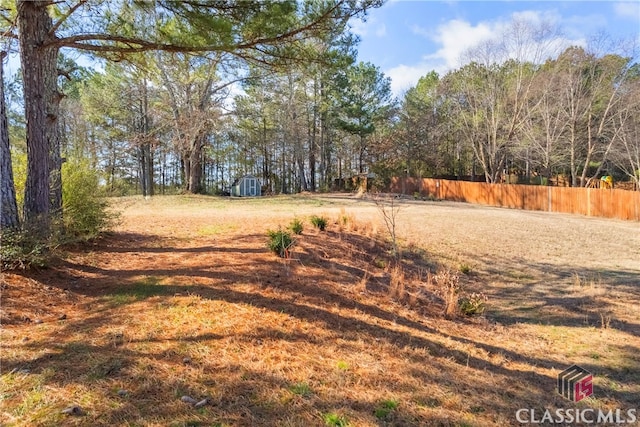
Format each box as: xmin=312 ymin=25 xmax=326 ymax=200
xmin=370 ymin=193 xmax=402 ymax=261
xmin=435 ymin=269 xmax=461 ymax=319
xmin=388 ymin=264 xmax=406 ymax=301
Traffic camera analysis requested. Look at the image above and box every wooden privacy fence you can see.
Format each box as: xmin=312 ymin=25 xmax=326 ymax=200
xmin=390 ymin=177 xmax=640 ymax=221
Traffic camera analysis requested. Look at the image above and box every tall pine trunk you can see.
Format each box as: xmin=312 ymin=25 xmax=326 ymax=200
xmin=18 ymin=0 xmax=59 ymax=235
xmin=140 ymin=80 xmax=154 ymax=196
xmin=188 ymin=136 xmax=204 ymax=194
xmin=1 ymin=51 xmax=19 ymax=230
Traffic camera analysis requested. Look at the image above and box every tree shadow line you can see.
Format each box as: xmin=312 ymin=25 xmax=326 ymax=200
xmin=5 ymin=230 xmax=639 ymax=424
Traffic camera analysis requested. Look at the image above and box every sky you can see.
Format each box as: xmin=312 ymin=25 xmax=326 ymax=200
xmin=349 ymin=1 xmax=640 ymax=96
xmin=3 ymin=1 xmax=638 ymax=100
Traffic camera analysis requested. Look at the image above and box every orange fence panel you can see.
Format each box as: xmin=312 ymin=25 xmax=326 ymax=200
xmin=388 ymin=177 xmax=640 ymax=221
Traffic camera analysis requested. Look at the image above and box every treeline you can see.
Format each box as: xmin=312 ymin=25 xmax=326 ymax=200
xmin=10 ymin=18 xmax=636 ymax=203
xmin=232 ymin=21 xmax=640 ymax=192
xmin=3 ymin=5 xmax=640 ymax=241
xmin=1 ymin=0 xmax=382 ymax=239
xmin=44 ymin=48 xmax=394 ymax=197
xmin=385 ymin=39 xmax=640 ymax=189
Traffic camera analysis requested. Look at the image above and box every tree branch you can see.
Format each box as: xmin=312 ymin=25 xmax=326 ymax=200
xmin=49 ymin=0 xmax=88 ymax=36
xmin=49 ymin=0 xmax=348 ymax=57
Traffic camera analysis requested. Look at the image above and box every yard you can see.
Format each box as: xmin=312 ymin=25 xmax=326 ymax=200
xmin=1 ymin=194 xmax=639 ymax=426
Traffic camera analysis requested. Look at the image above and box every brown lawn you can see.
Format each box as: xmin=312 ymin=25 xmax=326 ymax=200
xmin=1 ymin=194 xmax=639 ymax=426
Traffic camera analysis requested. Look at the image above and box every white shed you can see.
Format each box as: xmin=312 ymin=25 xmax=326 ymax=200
xmin=231 ymin=175 xmax=261 ymax=197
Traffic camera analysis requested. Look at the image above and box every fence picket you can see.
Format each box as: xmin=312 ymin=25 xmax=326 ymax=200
xmin=389 ymin=177 xmax=640 ymax=221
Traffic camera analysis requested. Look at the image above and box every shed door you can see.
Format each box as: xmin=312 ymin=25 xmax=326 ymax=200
xmin=248 ymin=178 xmax=257 ymax=196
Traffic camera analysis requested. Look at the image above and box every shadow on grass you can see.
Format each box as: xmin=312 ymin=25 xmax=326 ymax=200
xmin=464 ymin=254 xmax=640 ymax=335
xmin=3 ymin=230 xmax=639 ymax=425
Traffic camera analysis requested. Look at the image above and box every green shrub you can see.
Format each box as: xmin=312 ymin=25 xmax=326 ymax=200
xmin=289 ymin=218 xmax=304 ymax=235
xmin=62 ymin=160 xmax=116 ymax=239
xmin=0 ymin=230 xmax=49 ymax=270
xmin=322 ymin=412 xmax=348 ymax=427
xmin=267 ymin=228 xmax=293 ymax=258
xmin=1 ymin=159 xmax=115 ymax=269
xmin=11 ymin=151 xmax=27 ymax=213
xmin=288 ymin=382 xmax=312 ymax=397
xmin=310 ymin=215 xmax=327 ymax=231
xmin=459 ymin=293 xmax=487 ymax=316
xmin=374 ymin=399 xmax=399 ymax=420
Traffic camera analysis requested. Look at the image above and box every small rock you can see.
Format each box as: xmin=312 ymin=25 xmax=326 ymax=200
xmin=117 ymin=389 xmax=128 ymax=397
xmin=182 ymin=357 xmax=192 ymax=364
xmin=17 ymin=368 xmax=30 ymax=374
xmin=194 ymin=398 xmax=209 ymax=408
xmin=61 ymin=405 xmax=85 ymax=416
xmin=58 ymin=314 xmax=67 ymax=320
xmin=22 ymin=336 xmax=30 ymax=342
xmin=34 ymin=319 xmax=43 ymax=324
xmin=180 ymin=396 xmax=197 ymax=405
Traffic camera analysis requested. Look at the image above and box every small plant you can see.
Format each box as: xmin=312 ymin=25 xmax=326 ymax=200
xmin=459 ymin=263 xmax=472 ymax=275
xmin=413 ymin=191 xmax=420 ymax=200
xmin=573 ymin=272 xmax=602 ymax=289
xmin=358 ymin=269 xmax=370 ymax=292
xmin=267 ymin=228 xmax=294 ymax=258
xmin=336 ymin=360 xmax=349 ymax=371
xmin=458 ymin=292 xmax=487 ymax=316
xmin=0 ymin=230 xmax=49 ymax=270
xmin=388 ymin=264 xmax=406 ymax=301
xmin=289 ymin=382 xmax=312 ymax=398
xmin=374 ymin=399 xmax=399 ymax=420
xmin=338 ymin=207 xmax=349 ymax=226
xmin=371 ymin=193 xmax=401 ymax=261
xmin=373 ymin=258 xmax=386 ymax=269
xmin=435 ymin=269 xmax=461 ymax=319
xmin=599 ymin=311 xmax=613 ymax=329
xmin=289 ymin=218 xmax=304 ymax=235
xmin=323 ymin=412 xmax=349 ymax=427
xmin=310 ymin=215 xmax=327 ymax=231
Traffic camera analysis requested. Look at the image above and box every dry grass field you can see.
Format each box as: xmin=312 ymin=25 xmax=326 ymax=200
xmin=1 ymin=194 xmax=639 ymax=426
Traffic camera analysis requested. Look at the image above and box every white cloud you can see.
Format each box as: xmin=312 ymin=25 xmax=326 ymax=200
xmin=386 ymin=10 xmax=586 ymax=96
xmin=426 ymin=18 xmax=498 ymax=69
xmin=613 ymin=2 xmax=640 ymax=19
xmin=350 ymin=16 xmax=387 ymax=38
xmin=385 ymin=63 xmax=442 ymax=96
xmin=385 ymin=18 xmax=501 ymax=96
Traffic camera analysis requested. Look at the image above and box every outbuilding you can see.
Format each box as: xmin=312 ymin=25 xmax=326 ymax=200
xmin=231 ymin=175 xmax=261 ymax=197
